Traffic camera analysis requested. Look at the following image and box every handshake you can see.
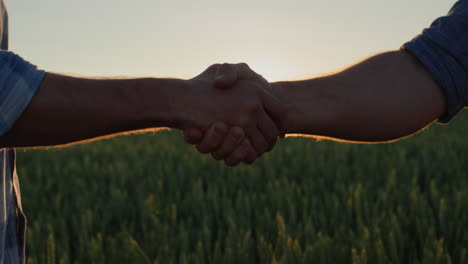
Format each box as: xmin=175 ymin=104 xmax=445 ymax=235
xmin=179 ymin=63 xmax=290 ymax=167
xmin=0 ymin=51 xmax=438 ymax=159
xmin=3 ymin=51 xmax=434 ymax=155
xmin=175 ymin=51 xmax=442 ymax=166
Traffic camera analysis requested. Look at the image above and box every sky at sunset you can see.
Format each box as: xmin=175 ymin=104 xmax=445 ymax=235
xmin=8 ymin=0 xmax=456 ymax=82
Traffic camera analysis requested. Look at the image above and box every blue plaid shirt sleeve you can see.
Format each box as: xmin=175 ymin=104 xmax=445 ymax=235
xmin=0 ymin=51 xmax=44 ymax=136
xmin=403 ymin=0 xmax=468 ymax=123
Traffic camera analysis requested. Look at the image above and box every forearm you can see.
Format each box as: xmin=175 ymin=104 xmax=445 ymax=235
xmin=273 ymin=50 xmax=446 ymax=142
xmin=0 ymin=73 xmax=187 ymax=148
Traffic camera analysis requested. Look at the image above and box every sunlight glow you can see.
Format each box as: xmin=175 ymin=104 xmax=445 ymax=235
xmin=246 ymin=60 xmax=314 ymax=83
xmin=8 ymin=0 xmax=455 ymax=81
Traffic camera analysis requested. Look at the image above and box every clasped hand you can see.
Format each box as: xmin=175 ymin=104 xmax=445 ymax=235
xmin=182 ymin=63 xmax=286 ymax=167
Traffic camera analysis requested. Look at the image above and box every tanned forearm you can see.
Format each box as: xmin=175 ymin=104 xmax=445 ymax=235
xmin=0 ymin=65 xmax=285 ymax=151
xmin=273 ymin=50 xmax=446 ymax=142
xmin=0 ymin=73 xmax=187 ymax=148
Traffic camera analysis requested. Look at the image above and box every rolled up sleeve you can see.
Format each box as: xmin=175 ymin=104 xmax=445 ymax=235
xmin=0 ymin=51 xmax=44 ymax=135
xmin=403 ymin=0 xmax=468 ymax=123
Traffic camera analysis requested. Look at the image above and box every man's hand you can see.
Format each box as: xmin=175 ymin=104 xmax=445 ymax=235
xmin=184 ymin=122 xmax=258 ymax=166
xmin=0 ymin=62 xmax=285 ymax=152
xmin=183 ymin=63 xmax=285 ymax=166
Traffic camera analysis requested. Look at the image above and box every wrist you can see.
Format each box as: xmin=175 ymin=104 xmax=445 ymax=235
xmin=270 ymin=82 xmax=301 ymax=134
xmin=160 ymin=78 xmax=213 ymax=130
xmin=138 ymin=78 xmax=189 ymax=129
xmin=270 ymin=79 xmax=341 ymax=136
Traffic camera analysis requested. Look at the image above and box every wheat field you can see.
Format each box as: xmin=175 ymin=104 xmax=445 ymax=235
xmin=17 ymin=113 xmax=468 ymax=264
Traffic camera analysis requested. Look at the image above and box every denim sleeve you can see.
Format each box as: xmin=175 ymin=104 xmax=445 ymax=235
xmin=403 ymin=0 xmax=468 ymax=123
xmin=0 ymin=51 xmax=44 ymax=136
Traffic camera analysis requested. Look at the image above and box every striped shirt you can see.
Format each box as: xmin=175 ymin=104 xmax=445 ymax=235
xmin=0 ymin=1 xmax=45 ymax=263
xmin=404 ymin=0 xmax=468 ymax=123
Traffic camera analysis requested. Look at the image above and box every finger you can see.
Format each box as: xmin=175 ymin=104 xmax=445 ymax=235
xmin=242 ymin=144 xmax=258 ymax=165
xmin=214 ymin=63 xmax=239 ymax=89
xmin=183 ymin=128 xmax=204 ymax=145
xmin=211 ymin=126 xmax=245 ymax=160
xmin=196 ymin=122 xmax=228 ymax=154
xmin=245 ymin=127 xmax=269 ymax=157
xmin=257 ymin=109 xmax=279 ymax=152
xmin=224 ymin=138 xmax=252 ymax=167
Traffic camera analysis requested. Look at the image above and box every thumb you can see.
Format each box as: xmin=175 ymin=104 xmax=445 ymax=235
xmin=214 ymin=63 xmax=239 ymax=89
xmin=183 ymin=128 xmax=204 ymax=145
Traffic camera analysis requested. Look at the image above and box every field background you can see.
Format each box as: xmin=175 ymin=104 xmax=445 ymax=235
xmin=17 ymin=113 xmax=468 ymax=264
